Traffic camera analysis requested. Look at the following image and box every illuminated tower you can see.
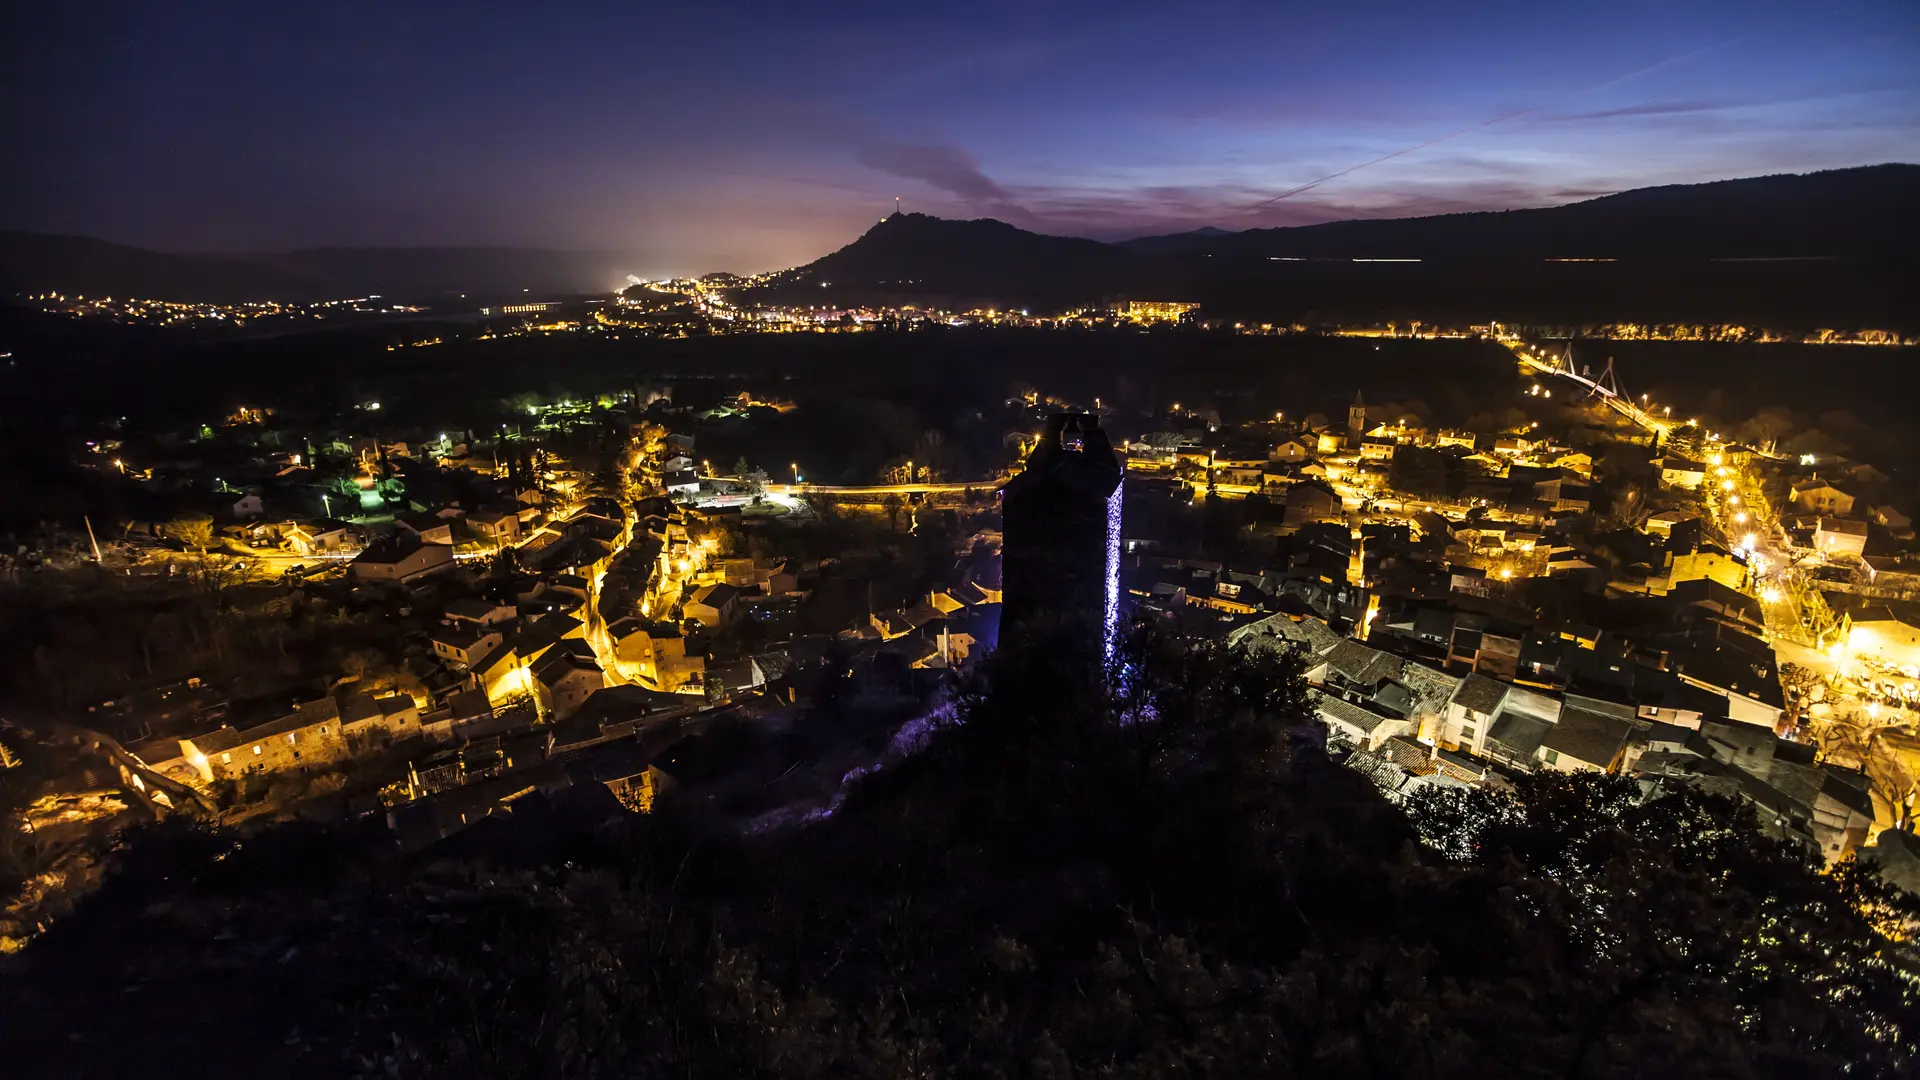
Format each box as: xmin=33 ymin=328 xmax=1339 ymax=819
xmin=1002 ymin=412 xmax=1124 ymax=658
xmin=1348 ymin=390 xmax=1369 ymax=443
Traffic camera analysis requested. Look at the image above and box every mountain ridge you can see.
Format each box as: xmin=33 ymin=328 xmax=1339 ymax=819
xmin=4 ymin=165 xmax=1916 ymax=319
xmin=0 ymin=233 xmax=634 ymax=303
xmin=746 ymin=164 xmax=1919 ymax=323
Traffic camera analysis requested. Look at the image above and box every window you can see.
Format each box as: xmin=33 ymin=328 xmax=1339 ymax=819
xmin=287 ymin=733 xmax=297 ymax=744
xmin=1458 ymin=725 xmax=1475 ymax=741
xmin=220 ymin=752 xmax=231 ymax=764
xmin=1544 ymin=749 xmax=1560 ymax=765
xmin=253 ymin=745 xmax=264 ymax=755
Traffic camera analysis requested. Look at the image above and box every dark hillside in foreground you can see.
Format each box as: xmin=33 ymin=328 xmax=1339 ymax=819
xmin=3 ymin=630 xmax=1915 ymax=1078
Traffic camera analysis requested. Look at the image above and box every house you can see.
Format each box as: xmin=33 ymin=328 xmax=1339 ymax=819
xmin=469 ymin=643 xmax=525 ymax=705
xmin=1872 ymin=505 xmax=1912 ymax=533
xmin=684 ymin=583 xmax=742 ymax=629
xmin=1829 ymin=597 xmax=1920 ymax=669
xmin=530 ymin=649 xmax=606 ymax=720
xmin=1272 ymin=435 xmax=1319 ymax=462
xmin=1284 ymin=479 xmax=1343 ymax=527
xmin=610 ymin=619 xmax=705 ymax=692
xmin=750 ymin=637 xmax=832 ymax=686
xmin=756 ymin=558 xmax=800 ymax=596
xmin=287 ymin=518 xmax=355 ymax=555
xmin=1663 ymin=543 xmax=1748 ymax=594
xmin=1553 ymin=450 xmax=1593 ymax=477
xmin=396 ymin=512 xmax=455 ymax=546
xmin=1477 ymin=683 xmax=1562 ymax=770
xmin=351 ymin=539 xmax=456 ymax=583
xmin=227 ymin=492 xmax=266 ymax=518
xmin=1860 ymin=829 xmax=1920 ymax=900
xmin=1434 ymin=429 xmax=1476 ymax=450
xmin=179 ymin=692 xmax=417 ymax=783
xmin=550 ymin=685 xmax=703 ymax=754
xmin=444 ymin=598 xmax=518 ymax=628
xmin=1359 ymin=438 xmax=1397 ymax=462
xmin=1634 ymin=720 xmax=1873 ymax=862
xmin=1791 ymin=480 xmax=1856 ymax=516
xmin=1814 ymin=517 xmax=1869 ymax=561
xmin=467 ymin=507 xmax=522 ymax=545
xmin=1309 ymin=689 xmax=1412 ymax=751
xmin=1444 ymin=673 xmax=1510 ymax=754
xmin=1659 ymin=457 xmax=1706 ymax=490
xmin=1538 ymin=698 xmax=1636 ymax=773
xmin=1644 ymin=510 xmax=1697 ymax=539
xmin=664 ymin=469 xmax=701 ymax=495
xmin=431 ymin=625 xmax=506 ymax=669
xmin=1667 ymin=633 xmax=1786 ymax=729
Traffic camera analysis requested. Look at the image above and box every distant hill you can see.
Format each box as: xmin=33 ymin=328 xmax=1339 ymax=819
xmin=765 ymin=212 xmax=1136 ymax=311
xmin=1117 ymin=225 xmax=1235 ymax=255
xmin=0 ymin=232 xmax=324 ymax=303
xmin=753 ymin=165 xmax=1919 ymax=325
xmin=258 ymin=247 xmax=630 ymax=299
xmin=0 ymin=232 xmax=630 ymax=303
xmin=1126 ymin=164 xmax=1920 ymax=261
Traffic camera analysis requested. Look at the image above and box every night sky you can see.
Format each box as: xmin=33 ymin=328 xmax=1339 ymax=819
xmin=5 ymin=0 xmax=1916 ymax=276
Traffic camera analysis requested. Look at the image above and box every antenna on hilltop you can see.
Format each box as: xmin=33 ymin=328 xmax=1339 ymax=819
xmin=894 ymin=195 xmax=901 ymax=215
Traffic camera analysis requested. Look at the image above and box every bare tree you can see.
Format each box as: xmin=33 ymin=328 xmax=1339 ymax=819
xmin=161 ymin=512 xmax=215 ymax=554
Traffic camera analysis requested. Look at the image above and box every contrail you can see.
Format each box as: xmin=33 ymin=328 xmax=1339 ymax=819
xmin=1245 ymin=106 xmax=1537 ymax=210
xmin=1244 ymin=37 xmax=1742 ymax=212
xmin=1589 ymin=36 xmax=1742 ymax=94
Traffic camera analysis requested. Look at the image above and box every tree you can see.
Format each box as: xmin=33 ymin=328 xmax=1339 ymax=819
xmin=12 ymin=626 xmax=1920 ymax=1077
xmin=881 ymin=493 xmax=904 ymax=531
xmin=1609 ymin=480 xmax=1647 ymax=528
xmin=1386 ymin=446 xmax=1450 ymax=498
xmin=160 ymin=511 xmax=214 ymax=553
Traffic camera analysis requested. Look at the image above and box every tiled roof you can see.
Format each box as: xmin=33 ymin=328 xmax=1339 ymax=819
xmin=1449 ymin=673 xmax=1509 ymax=715
xmin=1540 ymin=707 xmax=1634 ymax=768
xmin=1325 ymin=640 xmax=1402 ymax=686
xmin=1487 ymin=710 xmax=1552 ymax=758
xmin=1311 ymin=690 xmax=1405 ymax=736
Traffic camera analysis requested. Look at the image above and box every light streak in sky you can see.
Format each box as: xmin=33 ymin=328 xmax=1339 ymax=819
xmin=1245 ymin=106 xmax=1538 ymax=211
xmin=1244 ymin=37 xmax=1743 ymax=213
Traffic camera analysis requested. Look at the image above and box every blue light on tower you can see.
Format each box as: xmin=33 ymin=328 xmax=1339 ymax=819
xmin=1104 ymin=476 xmax=1122 ymax=660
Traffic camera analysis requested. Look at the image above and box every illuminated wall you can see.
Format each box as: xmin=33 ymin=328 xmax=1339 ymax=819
xmin=1104 ymin=477 xmax=1123 ymax=660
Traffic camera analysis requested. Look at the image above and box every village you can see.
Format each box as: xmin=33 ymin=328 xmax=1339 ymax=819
xmin=5 ymin=327 xmax=1920 ymax=924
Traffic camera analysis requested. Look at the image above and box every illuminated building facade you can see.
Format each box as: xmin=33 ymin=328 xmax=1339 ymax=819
xmin=1118 ymin=300 xmax=1200 ymax=323
xmin=1002 ymin=412 xmax=1125 ymax=657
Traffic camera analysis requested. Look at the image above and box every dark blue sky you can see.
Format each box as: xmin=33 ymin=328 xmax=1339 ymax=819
xmin=5 ymin=0 xmax=1916 ymax=275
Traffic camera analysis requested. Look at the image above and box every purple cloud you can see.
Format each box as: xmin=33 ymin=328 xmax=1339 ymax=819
xmin=857 ymin=141 xmax=1024 ymax=213
xmin=1548 ymin=100 xmax=1726 ymax=122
